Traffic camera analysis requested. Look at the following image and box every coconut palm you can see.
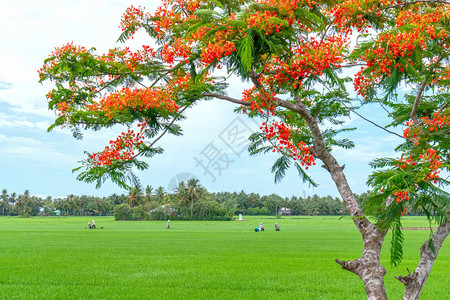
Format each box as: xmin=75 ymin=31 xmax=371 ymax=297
xmin=154 ymin=186 xmax=166 ymax=204
xmin=127 ymin=186 xmax=143 ymax=207
xmin=186 ymin=178 xmax=203 ymax=217
xmin=144 ymin=185 xmax=153 ymax=204
xmin=174 ymin=181 xmax=189 ymax=214
xmin=1 ymin=189 xmax=9 ymax=215
xmin=15 ymin=190 xmax=30 ymax=215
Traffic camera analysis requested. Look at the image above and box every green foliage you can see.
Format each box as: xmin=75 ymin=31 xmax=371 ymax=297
xmin=114 ymin=203 xmax=132 ymax=220
xmin=366 ymin=153 xmax=449 ymax=266
xmin=271 ymin=155 xmax=291 ymax=184
xmin=294 ymin=162 xmax=318 ymax=188
xmin=237 ymin=32 xmax=255 ymax=72
xmin=390 ymin=218 xmax=404 ymax=267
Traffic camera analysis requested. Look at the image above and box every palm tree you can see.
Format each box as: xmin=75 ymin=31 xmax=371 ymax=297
xmin=1 ymin=189 xmax=9 ymax=216
xmin=144 ymin=185 xmax=153 ymax=204
xmin=16 ymin=190 xmax=30 ymax=216
xmin=66 ymin=194 xmax=76 ymax=215
xmin=43 ymin=196 xmax=54 ymax=216
xmin=154 ymin=186 xmax=166 ymax=204
xmin=175 ymin=181 xmax=189 ymax=214
xmin=127 ymin=186 xmax=143 ymax=207
xmin=186 ymin=178 xmax=203 ymax=217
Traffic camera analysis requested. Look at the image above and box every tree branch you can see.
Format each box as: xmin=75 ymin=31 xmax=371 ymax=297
xmin=375 ymin=0 xmax=450 ymax=12
xmin=396 ymin=214 xmax=450 ymax=299
xmin=410 ymin=77 xmax=428 ymax=124
xmin=335 ymin=258 xmax=361 ymax=274
xmin=202 ymin=92 xmax=251 ymax=106
xmin=317 ymin=78 xmax=405 ymax=139
xmin=124 ymin=105 xmax=190 ymax=163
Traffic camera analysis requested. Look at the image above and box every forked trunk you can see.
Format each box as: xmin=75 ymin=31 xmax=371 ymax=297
xmin=328 ymin=160 xmax=388 ymax=300
xmin=243 ymin=77 xmax=448 ymax=299
xmin=294 ymin=100 xmax=389 ymax=299
xmin=396 ymin=217 xmax=450 ymax=300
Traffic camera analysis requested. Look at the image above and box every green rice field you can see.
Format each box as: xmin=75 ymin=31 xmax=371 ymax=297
xmin=0 ymin=216 xmax=448 ymax=299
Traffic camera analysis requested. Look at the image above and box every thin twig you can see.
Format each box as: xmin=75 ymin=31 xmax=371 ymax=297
xmin=128 ymin=105 xmax=190 ymax=162
xmin=341 ymin=63 xmax=367 ymax=68
xmin=95 ymin=75 xmax=124 ymax=94
xmin=438 ymin=101 xmax=448 ymax=112
xmin=318 ymin=78 xmax=405 ymax=138
xmin=374 ymin=97 xmax=405 ymax=125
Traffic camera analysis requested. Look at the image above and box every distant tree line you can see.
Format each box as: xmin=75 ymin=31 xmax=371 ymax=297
xmin=1 ymin=184 xmax=375 ymax=220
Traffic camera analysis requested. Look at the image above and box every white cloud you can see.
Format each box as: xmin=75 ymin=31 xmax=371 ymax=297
xmin=0 ymin=112 xmax=50 ymax=131
xmin=0 ymin=134 xmax=78 ymax=169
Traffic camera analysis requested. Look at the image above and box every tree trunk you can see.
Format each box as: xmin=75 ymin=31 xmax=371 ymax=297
xmin=289 ymin=99 xmax=389 ymax=299
xmin=217 ymin=76 xmax=447 ymax=299
xmin=396 ymin=216 xmax=449 ymax=300
xmin=324 ymin=151 xmax=388 ymax=300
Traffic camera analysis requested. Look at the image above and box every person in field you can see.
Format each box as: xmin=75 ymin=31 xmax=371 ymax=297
xmin=167 ymin=219 xmax=170 ymax=229
xmin=255 ymin=227 xmax=260 ymax=232
xmin=92 ymin=220 xmax=96 ymax=229
xmin=275 ymin=223 xmax=280 ymax=231
xmin=88 ymin=222 xmax=92 ymax=229
xmin=259 ymin=222 xmax=264 ymax=231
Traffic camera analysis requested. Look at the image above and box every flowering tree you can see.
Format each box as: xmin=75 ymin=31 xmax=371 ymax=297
xmin=39 ymin=0 xmax=449 ymax=299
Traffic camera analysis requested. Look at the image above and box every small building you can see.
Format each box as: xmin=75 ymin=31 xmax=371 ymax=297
xmin=278 ymin=207 xmax=292 ymax=216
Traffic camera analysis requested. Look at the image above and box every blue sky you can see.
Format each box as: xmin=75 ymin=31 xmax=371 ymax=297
xmin=0 ymin=0 xmax=404 ymax=199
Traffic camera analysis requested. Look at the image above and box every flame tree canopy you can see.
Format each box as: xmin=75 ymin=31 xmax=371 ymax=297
xmin=40 ymin=1 xmax=449 ymax=298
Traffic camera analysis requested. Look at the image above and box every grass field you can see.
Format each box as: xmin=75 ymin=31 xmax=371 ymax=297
xmin=0 ymin=216 xmax=448 ymax=299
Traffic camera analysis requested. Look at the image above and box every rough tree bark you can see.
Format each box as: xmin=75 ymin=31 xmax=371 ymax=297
xmin=211 ymin=72 xmax=448 ymax=299
xmin=291 ymin=99 xmax=389 ymax=300
xmin=213 ymin=72 xmax=391 ymax=299
xmin=396 ymin=215 xmax=450 ymax=300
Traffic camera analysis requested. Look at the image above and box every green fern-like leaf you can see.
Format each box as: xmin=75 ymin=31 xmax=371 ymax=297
xmin=294 ymin=162 xmax=318 ymax=187
xmin=237 ymin=33 xmax=254 ymax=72
xmin=271 ymin=155 xmax=291 ymax=184
xmin=390 ymin=219 xmax=404 ymax=267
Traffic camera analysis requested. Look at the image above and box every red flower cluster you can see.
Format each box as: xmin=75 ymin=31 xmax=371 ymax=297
xmin=242 ymin=88 xmax=277 ymax=115
xmin=395 ymin=155 xmax=416 ymax=170
xmin=150 ymin=0 xmax=200 ymax=38
xmin=260 ymin=36 xmax=346 ymax=90
xmin=89 ymin=87 xmax=179 ymax=119
xmin=394 ymin=190 xmax=409 ymax=203
xmin=55 ymin=101 xmax=71 ymax=117
xmin=422 ymin=109 xmax=450 ymax=132
xmin=100 ymin=46 xmax=157 ymax=74
xmin=243 ymin=0 xmax=319 ymax=35
xmin=161 ymin=38 xmax=192 ymax=65
xmin=403 ymin=108 xmax=449 ymax=145
xmin=419 ymin=148 xmax=442 ymax=183
xmin=200 ymin=33 xmax=236 ymax=66
xmin=246 ymin=10 xmax=283 ymax=34
xmin=261 ymin=121 xmax=315 ymax=168
xmin=119 ymin=6 xmax=149 ymax=39
xmin=330 ymin=0 xmax=401 ymax=33
xmin=38 ymin=42 xmax=87 ymax=80
xmin=353 ymin=4 xmax=450 ymax=98
xmin=89 ymin=129 xmax=145 ymax=167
